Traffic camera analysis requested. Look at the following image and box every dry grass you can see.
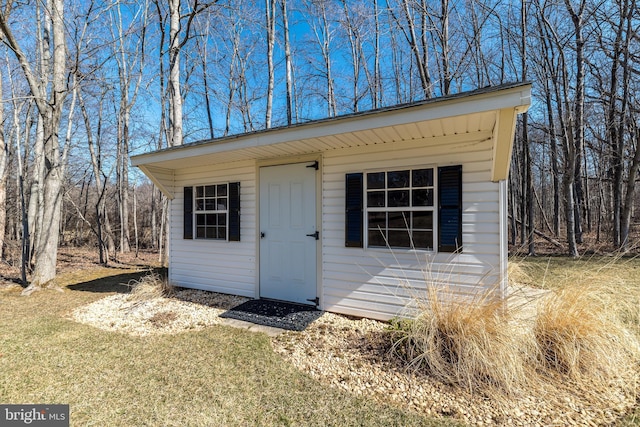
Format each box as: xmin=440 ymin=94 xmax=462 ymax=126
xmin=390 ymin=288 xmax=531 ymax=395
xmin=126 ymin=273 xmax=175 ymax=301
xmin=534 ymin=283 xmax=639 ymax=383
xmin=390 ymin=255 xmax=640 ymax=422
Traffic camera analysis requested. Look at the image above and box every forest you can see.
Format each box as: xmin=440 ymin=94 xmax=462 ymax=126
xmin=0 ymin=0 xmax=638 ymax=289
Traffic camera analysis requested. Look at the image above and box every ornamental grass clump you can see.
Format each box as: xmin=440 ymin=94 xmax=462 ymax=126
xmin=127 ymin=273 xmax=174 ymax=301
xmin=533 ymin=283 xmax=640 ymax=386
xmin=390 ymin=286 xmax=531 ymax=395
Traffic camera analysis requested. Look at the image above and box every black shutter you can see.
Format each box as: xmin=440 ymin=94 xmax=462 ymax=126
xmin=228 ymin=182 xmax=241 ymax=241
xmin=345 ymin=173 xmax=364 ymax=247
xmin=438 ymin=165 xmax=462 ymax=252
xmin=184 ymin=186 xmax=193 ymax=239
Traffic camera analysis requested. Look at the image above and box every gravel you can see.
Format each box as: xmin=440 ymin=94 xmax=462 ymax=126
xmin=71 ymin=288 xmax=248 ymax=336
xmin=71 ymin=290 xmax=638 ymax=425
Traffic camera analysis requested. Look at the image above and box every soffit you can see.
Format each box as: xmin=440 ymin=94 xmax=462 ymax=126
xmin=135 ymin=111 xmax=498 ymax=170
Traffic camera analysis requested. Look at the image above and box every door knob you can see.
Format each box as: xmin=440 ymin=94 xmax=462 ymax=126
xmin=260 ymin=232 xmax=265 ymax=239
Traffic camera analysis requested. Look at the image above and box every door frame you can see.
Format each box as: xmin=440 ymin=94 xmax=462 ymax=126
xmin=255 ymin=155 xmax=322 ymax=307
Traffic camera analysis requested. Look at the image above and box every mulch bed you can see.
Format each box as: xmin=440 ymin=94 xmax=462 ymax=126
xmin=220 ymin=299 xmax=323 ymax=331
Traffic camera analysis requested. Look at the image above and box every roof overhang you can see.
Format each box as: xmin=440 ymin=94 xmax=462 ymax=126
xmin=132 ymin=82 xmax=531 ymax=199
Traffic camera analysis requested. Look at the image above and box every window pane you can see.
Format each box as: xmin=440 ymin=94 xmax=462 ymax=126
xmin=388 ymin=211 xmax=410 ymax=229
xmin=217 ymin=184 xmax=227 ymax=196
xmin=195 ymin=200 xmax=204 ymax=211
xmin=368 ymin=229 xmax=387 ymax=247
xmin=367 ymin=191 xmax=385 ymax=207
xmin=196 ymin=186 xmax=204 ymax=197
xmin=217 ymin=227 xmax=226 ymax=239
xmin=388 ymin=170 xmax=409 ymax=188
xmin=206 ymin=227 xmax=216 ymax=239
xmin=204 ymin=214 xmax=214 ymax=225
xmin=388 ymin=230 xmax=410 ymax=247
xmin=413 ymin=189 xmax=433 ymax=207
xmin=205 ymin=185 xmax=216 ymax=197
xmin=367 ymin=172 xmax=385 ymax=189
xmin=196 ymin=214 xmax=206 ymax=226
xmin=196 ymin=227 xmax=205 ymax=238
xmin=217 ymin=213 xmax=227 ymax=226
xmin=368 ymin=211 xmax=386 ymax=229
xmin=412 ymin=169 xmax=433 ymax=187
xmin=388 ymin=190 xmax=409 ymax=207
xmin=413 ymin=211 xmax=433 ymax=229
xmin=217 ymin=198 xmax=228 ymax=210
xmin=205 ymin=199 xmax=216 ymax=211
xmin=412 ymin=231 xmax=433 ymax=249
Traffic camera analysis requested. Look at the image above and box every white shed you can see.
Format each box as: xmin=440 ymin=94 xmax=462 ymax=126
xmin=131 ymin=82 xmax=531 ymax=320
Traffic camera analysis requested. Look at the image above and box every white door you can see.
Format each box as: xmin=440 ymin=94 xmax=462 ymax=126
xmin=259 ymin=162 xmax=317 ymax=305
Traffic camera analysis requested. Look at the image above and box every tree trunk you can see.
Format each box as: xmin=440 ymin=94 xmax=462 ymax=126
xmin=168 ymin=0 xmax=183 ymax=147
xmin=265 ymin=0 xmax=276 ymax=128
xmin=0 ymin=0 xmax=69 ymax=289
xmin=0 ymin=70 xmax=6 ymax=260
xmin=281 ymin=0 xmax=294 ymax=124
xmin=441 ymin=0 xmax=451 ymax=95
xmin=399 ymin=0 xmax=432 ymax=98
xmin=545 ymin=80 xmax=560 ymax=237
xmin=521 ymin=0 xmax=534 ymax=255
xmin=564 ymin=0 xmax=586 ymax=244
xmin=373 ymin=0 xmax=381 ymax=108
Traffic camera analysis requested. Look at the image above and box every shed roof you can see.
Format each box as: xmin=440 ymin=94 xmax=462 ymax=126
xmin=132 ymin=82 xmax=531 ymax=198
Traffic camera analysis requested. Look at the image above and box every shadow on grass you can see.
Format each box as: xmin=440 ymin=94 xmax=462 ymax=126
xmin=68 ymin=268 xmax=167 ymax=294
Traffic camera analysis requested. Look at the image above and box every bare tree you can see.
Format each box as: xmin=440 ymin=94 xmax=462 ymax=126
xmin=521 ymin=0 xmax=534 ymax=255
xmin=538 ymin=2 xmax=579 ymax=256
xmin=265 ymin=0 xmax=276 ymax=128
xmin=281 ymin=0 xmax=295 ymax=124
xmin=110 ymin=0 xmax=147 ymax=253
xmin=392 ymin=0 xmax=433 ymax=98
xmin=304 ymin=0 xmax=338 ymax=117
xmin=563 ymin=0 xmax=587 ymax=246
xmin=168 ymin=0 xmax=184 ymax=147
xmin=77 ymin=87 xmax=116 ymax=264
xmin=0 ymin=67 xmax=6 ymax=260
xmin=0 ymin=0 xmax=72 ymax=289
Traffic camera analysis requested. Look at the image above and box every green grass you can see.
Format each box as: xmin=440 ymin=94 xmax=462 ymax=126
xmin=0 ymin=267 xmax=448 ymax=426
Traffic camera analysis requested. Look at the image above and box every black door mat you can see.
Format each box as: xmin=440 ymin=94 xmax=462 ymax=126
xmin=220 ymin=299 xmax=323 ymax=331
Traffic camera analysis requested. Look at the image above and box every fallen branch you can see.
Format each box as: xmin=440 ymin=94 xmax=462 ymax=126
xmin=509 ymin=215 xmax=564 ymax=248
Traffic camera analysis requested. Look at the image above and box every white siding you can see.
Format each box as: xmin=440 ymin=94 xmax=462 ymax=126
xmin=321 ymin=135 xmax=502 ymax=320
xmin=169 ymin=160 xmax=257 ymax=298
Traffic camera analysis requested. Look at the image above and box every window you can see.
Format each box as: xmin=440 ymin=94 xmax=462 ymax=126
xmin=345 ymin=166 xmax=461 ymax=252
xmin=184 ymin=182 xmax=240 ymax=241
xmin=366 ymin=168 xmax=434 ymax=249
xmin=195 ymin=184 xmax=228 ymax=239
